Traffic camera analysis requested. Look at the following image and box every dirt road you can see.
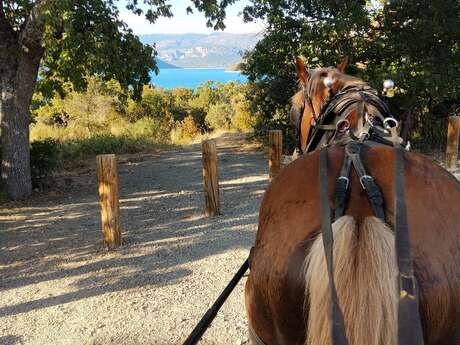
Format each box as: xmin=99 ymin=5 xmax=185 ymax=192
xmin=1 ymin=133 xmax=267 ymax=345
xmin=2 ymin=132 xmax=458 ymax=345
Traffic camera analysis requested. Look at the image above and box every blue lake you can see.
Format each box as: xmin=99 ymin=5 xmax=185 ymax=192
xmin=150 ymin=68 xmax=248 ymax=89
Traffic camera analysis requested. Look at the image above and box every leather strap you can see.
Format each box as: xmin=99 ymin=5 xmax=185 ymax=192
xmin=345 ymin=142 xmax=385 ymax=220
xmin=394 ymin=146 xmax=425 ymax=345
xmin=334 ymin=153 xmax=352 ymax=219
xmin=314 ymin=124 xmax=338 ymax=130
xmin=319 ymin=148 xmax=348 ymax=345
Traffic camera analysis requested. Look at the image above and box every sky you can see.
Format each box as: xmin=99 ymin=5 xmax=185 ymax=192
xmin=118 ymin=0 xmax=265 ymax=35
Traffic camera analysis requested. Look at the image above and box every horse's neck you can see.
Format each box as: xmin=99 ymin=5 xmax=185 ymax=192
xmin=300 ymin=111 xmax=314 ymax=152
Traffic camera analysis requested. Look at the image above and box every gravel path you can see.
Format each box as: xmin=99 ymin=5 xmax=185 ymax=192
xmin=0 ymin=133 xmax=268 ymax=345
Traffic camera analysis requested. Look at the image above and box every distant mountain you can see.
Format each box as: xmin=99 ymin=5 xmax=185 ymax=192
xmin=156 ymin=58 xmax=181 ymax=69
xmin=141 ymin=32 xmax=261 ymax=68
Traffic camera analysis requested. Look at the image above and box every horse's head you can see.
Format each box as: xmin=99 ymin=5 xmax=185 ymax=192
xmin=290 ymin=57 xmax=395 ymax=153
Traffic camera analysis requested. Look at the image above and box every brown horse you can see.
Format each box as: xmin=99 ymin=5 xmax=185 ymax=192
xmin=245 ymin=58 xmax=460 ymax=345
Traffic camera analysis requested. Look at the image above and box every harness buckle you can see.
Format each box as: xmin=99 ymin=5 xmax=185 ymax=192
xmin=337 ymin=176 xmax=349 ymax=190
xmin=399 ymin=273 xmax=417 ymax=300
xmin=359 ymin=175 xmax=374 ymax=190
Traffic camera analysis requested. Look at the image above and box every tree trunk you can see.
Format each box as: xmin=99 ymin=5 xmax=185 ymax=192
xmin=0 ymin=4 xmax=45 ymax=199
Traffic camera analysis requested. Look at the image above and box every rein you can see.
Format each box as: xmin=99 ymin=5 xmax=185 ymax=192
xmin=182 ymin=259 xmax=250 ymax=345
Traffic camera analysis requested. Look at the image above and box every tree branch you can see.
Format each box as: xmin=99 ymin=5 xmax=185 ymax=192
xmin=20 ymin=0 xmax=48 ymax=54
xmin=0 ymin=0 xmax=16 ymax=51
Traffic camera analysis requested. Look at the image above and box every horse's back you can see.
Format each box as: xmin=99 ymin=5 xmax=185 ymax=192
xmin=246 ymin=146 xmax=460 ymax=345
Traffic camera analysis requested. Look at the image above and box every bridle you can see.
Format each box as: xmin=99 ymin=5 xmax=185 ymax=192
xmin=296 ymin=74 xmax=403 ymax=154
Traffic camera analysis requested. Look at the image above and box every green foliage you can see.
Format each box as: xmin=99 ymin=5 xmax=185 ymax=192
xmin=170 ymin=88 xmax=194 ymax=121
xmin=2 ymin=0 xmax=239 ymax=100
xmin=188 ymin=81 xmax=219 ymax=128
xmin=28 ymin=1 xmax=158 ymax=99
xmin=33 ymin=76 xmax=119 ymax=139
xmin=127 ymin=86 xmax=165 ymax=120
xmin=62 ymin=135 xmax=128 ymax=158
xmin=206 ymin=103 xmax=234 ymax=130
xmin=238 ymin=0 xmax=460 ymax=149
xmin=30 ymin=139 xmax=61 ymax=187
xmin=186 ymin=0 xmax=238 ymax=30
xmin=56 ymin=135 xmax=159 ymax=166
xmin=0 ymin=0 xmax=250 ymax=199
xmin=30 ymin=77 xmax=256 ymax=170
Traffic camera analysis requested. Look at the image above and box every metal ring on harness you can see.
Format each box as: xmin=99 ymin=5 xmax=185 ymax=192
xmin=337 ymin=176 xmax=349 ymax=189
xmin=359 ymin=175 xmax=374 ymax=189
xmin=399 ymin=272 xmax=417 ymax=300
xmin=383 ymin=117 xmax=398 ymax=129
xmin=336 ymin=119 xmax=350 ymax=132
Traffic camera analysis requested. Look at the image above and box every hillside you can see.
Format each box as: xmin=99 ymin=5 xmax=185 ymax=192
xmin=141 ymin=32 xmax=261 ymax=68
xmin=156 ymin=58 xmax=181 ymax=69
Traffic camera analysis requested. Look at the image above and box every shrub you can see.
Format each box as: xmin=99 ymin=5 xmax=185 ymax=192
xmin=181 ymin=115 xmax=201 ymax=139
xmin=128 ymin=118 xmax=158 ymax=139
xmin=205 ymin=102 xmax=234 ymax=130
xmin=61 ymin=135 xmax=125 ymax=160
xmin=231 ymin=103 xmax=257 ymax=132
xmin=171 ymin=115 xmax=201 ymax=144
xmin=30 ymin=139 xmax=61 ymax=187
xmin=30 ymin=123 xmax=65 ymax=142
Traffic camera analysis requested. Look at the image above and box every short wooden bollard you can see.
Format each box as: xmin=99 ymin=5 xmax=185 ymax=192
xmin=96 ymin=154 xmax=122 ymax=249
xmin=269 ymin=130 xmax=283 ymax=181
xmin=446 ymin=116 xmax=460 ymax=170
xmin=202 ymin=140 xmax=220 ymax=217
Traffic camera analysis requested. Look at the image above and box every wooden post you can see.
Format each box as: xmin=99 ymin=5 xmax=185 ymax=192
xmin=446 ymin=116 xmax=460 ymax=170
xmin=202 ymin=140 xmax=220 ymax=217
xmin=269 ymin=130 xmax=283 ymax=181
xmin=96 ymin=154 xmax=121 ymax=249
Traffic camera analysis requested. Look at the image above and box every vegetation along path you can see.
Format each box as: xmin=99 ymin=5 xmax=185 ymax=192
xmin=1 ymin=132 xmax=267 ymax=345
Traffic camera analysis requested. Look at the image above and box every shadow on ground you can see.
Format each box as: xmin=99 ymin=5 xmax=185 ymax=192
xmin=0 ymin=132 xmax=267 ymax=318
xmin=0 ymin=336 xmax=22 ymax=345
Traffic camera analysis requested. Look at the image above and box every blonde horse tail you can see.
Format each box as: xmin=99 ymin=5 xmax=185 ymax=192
xmin=304 ymin=216 xmax=398 ymax=345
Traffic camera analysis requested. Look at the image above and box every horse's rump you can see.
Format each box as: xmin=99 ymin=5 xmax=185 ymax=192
xmin=246 ymin=146 xmax=460 ymax=345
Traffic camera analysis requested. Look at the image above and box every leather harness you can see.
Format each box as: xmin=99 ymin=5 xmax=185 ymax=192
xmin=302 ymin=83 xmax=403 ymax=153
xmin=184 ymin=77 xmax=424 ymax=345
xmin=249 ymin=82 xmax=425 ymax=345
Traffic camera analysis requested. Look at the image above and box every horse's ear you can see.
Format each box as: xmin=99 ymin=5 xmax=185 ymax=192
xmin=295 ymin=57 xmax=309 ymax=86
xmin=337 ymin=57 xmax=348 ymax=73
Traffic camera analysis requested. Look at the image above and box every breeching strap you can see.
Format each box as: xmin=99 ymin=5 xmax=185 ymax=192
xmin=319 ymin=148 xmax=348 ymax=345
xmin=394 ymin=146 xmax=425 ymax=345
xmin=334 ymin=142 xmax=385 ymax=221
xmin=346 ymin=142 xmax=385 ymax=220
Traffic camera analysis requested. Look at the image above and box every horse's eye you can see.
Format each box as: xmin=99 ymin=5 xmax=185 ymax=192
xmin=320 ymin=71 xmax=328 ymax=78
